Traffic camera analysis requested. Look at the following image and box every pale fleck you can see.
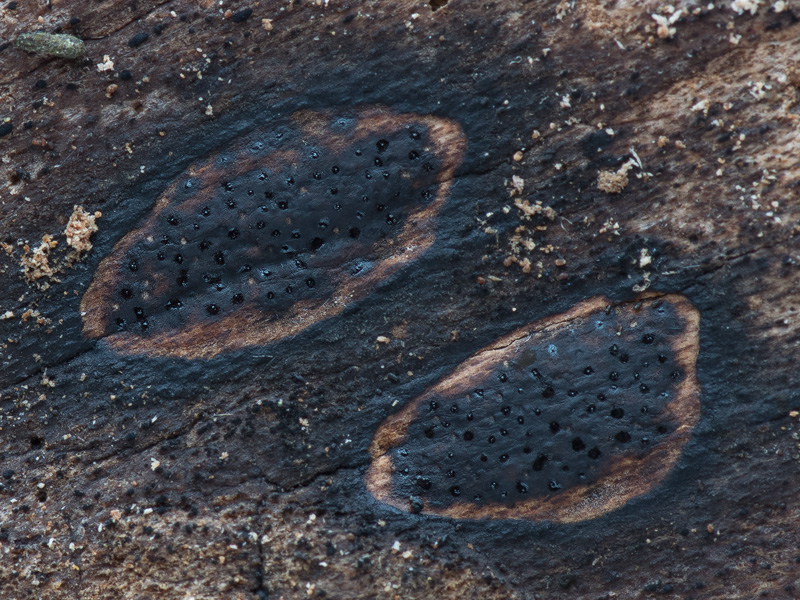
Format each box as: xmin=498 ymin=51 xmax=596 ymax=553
xmin=96 ymin=55 xmax=114 ymax=72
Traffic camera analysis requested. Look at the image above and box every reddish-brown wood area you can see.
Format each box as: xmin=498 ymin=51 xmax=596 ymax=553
xmin=0 ymin=1 xmax=799 ymax=599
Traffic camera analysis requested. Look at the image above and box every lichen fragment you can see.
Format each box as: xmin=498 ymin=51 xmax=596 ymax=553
xmin=15 ymin=32 xmax=85 ymax=59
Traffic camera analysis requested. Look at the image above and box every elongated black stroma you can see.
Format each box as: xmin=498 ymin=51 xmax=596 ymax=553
xmin=367 ymin=294 xmax=701 ymax=522
xmin=81 ymin=109 xmax=467 ymax=358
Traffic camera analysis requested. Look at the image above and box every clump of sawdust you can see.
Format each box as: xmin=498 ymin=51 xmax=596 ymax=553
xmin=65 ymin=205 xmax=102 ymax=254
xmin=504 ymin=196 xmax=557 ymax=274
xmin=21 ymin=235 xmax=58 ymax=283
xmin=20 ymin=205 xmax=101 ymax=288
xmin=597 ymin=162 xmax=633 ymax=194
xmin=478 ymin=175 xmax=560 ymax=275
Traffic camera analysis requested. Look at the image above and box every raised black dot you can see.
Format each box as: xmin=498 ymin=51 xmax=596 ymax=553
xmin=571 ymin=437 xmax=586 ymax=451
xmin=167 ymin=215 xmax=179 ymax=226
xmin=619 ymin=353 xmax=630 ymax=363
xmin=429 ymin=400 xmax=438 ymax=411
xmin=207 ymin=304 xmax=220 ymax=315
xmin=587 ymin=447 xmax=601 ymax=459
xmin=305 ymin=278 xmax=315 ymax=288
xmin=609 ymin=371 xmax=619 ymax=381
xmin=499 ymin=454 xmax=509 ymax=462
xmin=610 ymin=408 xmax=624 ymax=419
xmin=232 ymin=293 xmax=244 ymax=304
xmin=615 ymin=431 xmax=632 ymax=443
xmin=214 ymin=251 xmax=225 ymax=265
xmin=463 ymin=431 xmax=473 ymax=441
xmin=374 ymin=157 xmax=383 ymax=167
xmin=517 ymin=416 xmax=525 ymax=425
xmin=584 ymin=366 xmax=594 ymax=375
xmin=128 ymin=259 xmax=138 ymax=272
xmin=376 ymin=139 xmax=389 ymax=153
xmin=532 ymin=454 xmax=548 ymax=471
xmin=548 ymin=480 xmax=562 ymax=491
xmin=516 ymin=481 xmax=529 ymax=494
xmin=174 ymin=254 xmax=183 ymax=264
xmin=228 ymin=228 xmax=240 ymax=240
xmin=424 ymin=428 xmax=435 ymax=439
xmin=549 ymin=421 xmax=561 ymax=433
xmin=226 ymin=199 xmax=236 ymax=209
xmin=450 ymin=486 xmax=461 ymax=497
xmin=480 ymin=453 xmax=488 ymax=462
xmin=610 ymin=344 xmax=619 ymax=356
xmin=501 ymin=406 xmax=511 ymax=416
xmin=640 ymin=384 xmax=650 ymax=393
xmin=642 ymin=333 xmax=655 ymax=344
xmin=199 ymin=240 xmax=211 ymax=251
xmin=415 ymin=476 xmax=432 ymax=490
xmin=488 ymin=435 xmax=496 ymax=444
xmin=658 ymin=354 xmax=668 ymax=363
xmin=542 ymin=386 xmax=555 ymax=399
xmin=120 ymin=288 xmax=133 ymax=300
xmin=278 ymin=200 xmax=289 ymax=210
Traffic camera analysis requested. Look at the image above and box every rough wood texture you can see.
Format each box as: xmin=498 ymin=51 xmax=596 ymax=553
xmin=0 ymin=1 xmax=799 ymax=599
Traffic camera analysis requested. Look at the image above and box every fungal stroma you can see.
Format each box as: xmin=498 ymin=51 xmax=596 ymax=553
xmin=80 ymin=108 xmax=466 ymax=358
xmin=366 ymin=294 xmax=701 ymax=522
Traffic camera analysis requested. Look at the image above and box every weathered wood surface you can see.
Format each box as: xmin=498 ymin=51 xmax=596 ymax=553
xmin=1 ymin=0 xmax=799 ymax=598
